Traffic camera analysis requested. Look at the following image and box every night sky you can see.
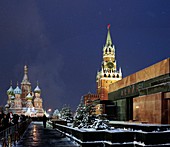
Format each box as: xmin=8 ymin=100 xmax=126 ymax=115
xmin=0 ymin=0 xmax=170 ymax=111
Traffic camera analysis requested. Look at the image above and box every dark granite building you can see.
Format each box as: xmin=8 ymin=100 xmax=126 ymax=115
xmin=108 ymin=58 xmax=170 ymax=124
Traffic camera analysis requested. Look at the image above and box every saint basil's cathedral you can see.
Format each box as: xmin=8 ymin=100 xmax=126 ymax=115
xmin=5 ymin=65 xmax=44 ymax=117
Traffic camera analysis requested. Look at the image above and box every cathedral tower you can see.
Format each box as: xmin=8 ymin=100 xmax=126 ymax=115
xmin=96 ymin=25 xmax=122 ymax=100
xmin=21 ymin=65 xmax=31 ymax=107
xmin=34 ymin=82 xmax=43 ymax=109
xmin=14 ymin=82 xmax=22 ymax=109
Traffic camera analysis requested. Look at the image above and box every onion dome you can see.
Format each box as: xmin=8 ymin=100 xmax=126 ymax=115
xmin=26 ymin=93 xmax=33 ymax=100
xmin=5 ymin=104 xmax=10 ymax=108
xmin=7 ymin=86 xmax=14 ymax=95
xmin=11 ymin=95 xmax=15 ymax=100
xmin=34 ymin=85 xmax=41 ymax=93
xmin=14 ymin=86 xmax=22 ymax=94
xmin=34 ymin=81 xmax=41 ymax=93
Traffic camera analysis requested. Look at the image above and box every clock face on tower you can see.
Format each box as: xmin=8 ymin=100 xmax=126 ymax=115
xmin=107 ymin=62 xmax=114 ymax=69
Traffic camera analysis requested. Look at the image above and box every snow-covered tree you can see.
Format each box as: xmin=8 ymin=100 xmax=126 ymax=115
xmin=52 ymin=109 xmax=60 ymax=119
xmin=73 ymin=97 xmax=96 ymax=128
xmin=60 ymin=104 xmax=73 ymax=122
xmin=73 ymin=97 xmax=86 ymax=127
xmin=85 ymin=96 xmax=96 ymax=116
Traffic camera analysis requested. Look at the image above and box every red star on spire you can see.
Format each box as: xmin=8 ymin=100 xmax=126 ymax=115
xmin=107 ymin=24 xmax=111 ymax=29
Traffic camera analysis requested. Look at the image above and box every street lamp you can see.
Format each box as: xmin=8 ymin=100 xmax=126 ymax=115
xmin=47 ymin=108 xmax=52 ymax=118
xmin=48 ymin=108 xmax=52 ymax=112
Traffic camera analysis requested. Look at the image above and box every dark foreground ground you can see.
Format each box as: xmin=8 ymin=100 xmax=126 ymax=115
xmin=16 ymin=122 xmax=79 ymax=147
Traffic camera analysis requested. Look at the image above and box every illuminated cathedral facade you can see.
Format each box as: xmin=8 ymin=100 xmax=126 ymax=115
xmin=5 ymin=65 xmax=44 ymax=117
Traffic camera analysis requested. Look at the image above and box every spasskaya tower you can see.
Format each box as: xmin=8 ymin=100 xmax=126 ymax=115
xmin=96 ymin=25 xmax=122 ymax=100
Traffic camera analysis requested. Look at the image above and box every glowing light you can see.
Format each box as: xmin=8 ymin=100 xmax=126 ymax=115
xmin=136 ymin=106 xmax=139 ymax=109
xmin=33 ymin=125 xmax=37 ymax=139
xmin=48 ymin=108 xmax=52 ymax=112
xmin=33 ymin=125 xmax=36 ymax=132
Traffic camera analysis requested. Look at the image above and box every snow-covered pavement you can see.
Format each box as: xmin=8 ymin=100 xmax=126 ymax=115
xmin=16 ymin=122 xmax=79 ymax=147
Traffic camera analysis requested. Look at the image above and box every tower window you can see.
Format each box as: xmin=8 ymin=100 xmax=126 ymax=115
xmin=104 ymin=74 xmax=106 ymax=77
xmin=113 ymin=75 xmax=115 ymax=78
xmin=117 ymin=74 xmax=119 ymax=78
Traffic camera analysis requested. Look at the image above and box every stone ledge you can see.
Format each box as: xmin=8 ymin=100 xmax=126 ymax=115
xmin=52 ymin=122 xmax=170 ymax=146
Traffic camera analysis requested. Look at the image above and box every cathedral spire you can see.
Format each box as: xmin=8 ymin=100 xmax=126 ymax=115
xmin=105 ymin=24 xmax=112 ymax=46
xmin=24 ymin=65 xmax=28 ymax=74
xmin=21 ymin=65 xmax=30 ymax=85
xmin=10 ymin=80 xmax=12 ymax=86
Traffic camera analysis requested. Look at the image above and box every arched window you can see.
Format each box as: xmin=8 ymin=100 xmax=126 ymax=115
xmin=104 ymin=74 xmax=106 ymax=77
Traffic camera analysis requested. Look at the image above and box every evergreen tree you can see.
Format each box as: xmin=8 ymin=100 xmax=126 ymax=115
xmin=73 ymin=97 xmax=86 ymax=127
xmin=52 ymin=109 xmax=60 ymax=119
xmin=73 ymin=96 xmax=96 ymax=128
xmin=60 ymin=104 xmax=73 ymax=122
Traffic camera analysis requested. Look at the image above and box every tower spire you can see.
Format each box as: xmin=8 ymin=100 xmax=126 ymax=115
xmin=97 ymin=24 xmax=122 ymax=101
xmin=106 ymin=24 xmax=112 ymax=46
xmin=21 ymin=65 xmax=30 ymax=85
xmin=24 ymin=65 xmax=28 ymax=74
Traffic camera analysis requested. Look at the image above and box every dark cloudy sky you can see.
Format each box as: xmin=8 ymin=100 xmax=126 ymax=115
xmin=0 ymin=0 xmax=170 ymax=111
